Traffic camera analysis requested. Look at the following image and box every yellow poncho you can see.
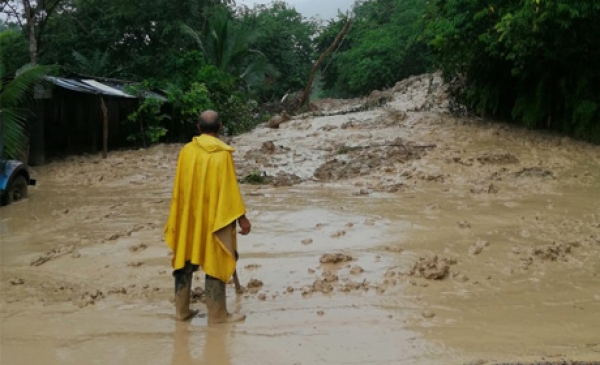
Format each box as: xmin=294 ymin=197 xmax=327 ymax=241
xmin=164 ymin=135 xmax=246 ymax=282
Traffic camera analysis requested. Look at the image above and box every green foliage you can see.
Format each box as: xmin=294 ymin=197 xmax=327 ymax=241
xmin=426 ymin=0 xmax=600 ymax=143
xmin=316 ymin=0 xmax=432 ymax=97
xmin=182 ymin=7 xmax=278 ymax=90
xmin=126 ymin=83 xmax=169 ymax=147
xmin=237 ymin=1 xmax=317 ymax=101
xmin=0 ymin=63 xmax=54 ymax=159
xmin=241 ymin=169 xmax=269 ymax=184
xmin=41 ymin=0 xmax=233 ymax=80
xmin=72 ymin=49 xmax=120 ymax=77
xmin=167 ymin=82 xmax=213 ymax=125
xmin=193 ymin=65 xmax=261 ymax=135
xmin=0 ymin=29 xmax=29 ymax=77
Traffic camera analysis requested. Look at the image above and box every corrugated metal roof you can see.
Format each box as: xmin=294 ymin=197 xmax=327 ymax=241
xmin=45 ymin=76 xmax=166 ymax=101
xmin=81 ymin=79 xmax=135 ymax=98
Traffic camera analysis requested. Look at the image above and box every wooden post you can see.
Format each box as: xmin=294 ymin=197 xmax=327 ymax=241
xmin=296 ymin=19 xmax=352 ymax=112
xmin=100 ymin=96 xmax=108 ymax=159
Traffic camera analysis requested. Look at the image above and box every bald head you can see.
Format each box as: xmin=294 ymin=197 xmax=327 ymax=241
xmin=198 ymin=110 xmax=221 ymax=134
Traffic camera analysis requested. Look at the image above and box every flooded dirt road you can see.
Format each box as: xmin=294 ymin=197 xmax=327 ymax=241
xmin=2 ymin=74 xmax=600 ymax=364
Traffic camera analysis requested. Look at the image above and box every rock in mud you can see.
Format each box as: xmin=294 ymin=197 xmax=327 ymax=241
xmin=515 ymin=167 xmax=555 ymax=179
xmin=470 ymin=183 xmax=499 ymax=194
xmin=247 ymin=279 xmax=264 ymax=288
xmin=301 ymin=238 xmax=313 ymax=245
xmin=383 ymin=278 xmax=397 ymax=286
xmin=468 ymin=240 xmax=490 ymax=255
xmin=260 ymin=141 xmax=276 ymax=153
xmin=321 ymin=124 xmax=338 ymax=131
xmin=270 ymin=171 xmax=303 ymax=187
xmin=341 ymin=119 xmax=369 ymax=130
xmin=286 ymin=286 xmax=294 ymax=293
xmin=267 ymin=111 xmax=291 ymax=129
xmin=384 ymin=270 xmax=396 ymax=278
xmin=317 ymin=310 xmax=325 ymax=316
xmin=257 ymin=293 xmax=267 ymax=301
xmin=330 ymin=230 xmax=346 ymax=238
xmin=244 ymin=264 xmax=262 ymax=270
xmin=457 ymin=220 xmax=471 ymax=229
xmin=532 ymin=242 xmax=578 ymax=261
xmin=421 ymin=310 xmax=436 ymax=319
xmin=76 ymin=290 xmax=104 ymax=308
xmin=108 ymin=287 xmax=127 ymax=295
xmin=127 ymin=261 xmax=144 ymax=267
xmin=129 ymin=243 xmax=148 ymax=252
xmin=384 ymin=245 xmax=404 ymax=253
xmin=453 ymin=273 xmax=469 ymax=283
xmin=301 ymin=285 xmax=314 ymax=296
xmin=476 ymin=152 xmax=519 ymax=165
xmin=321 ymin=270 xmax=339 ymax=283
xmin=350 ymin=265 xmax=364 ymax=275
xmin=320 ymin=253 xmax=353 ymax=264
xmin=10 ymin=278 xmax=24 ymax=285
xmin=409 ymin=255 xmax=456 ymax=280
xmin=312 ymin=279 xmax=333 ymax=294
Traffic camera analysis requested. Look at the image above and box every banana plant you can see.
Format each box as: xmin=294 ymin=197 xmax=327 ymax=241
xmin=0 ymin=63 xmax=53 ymax=160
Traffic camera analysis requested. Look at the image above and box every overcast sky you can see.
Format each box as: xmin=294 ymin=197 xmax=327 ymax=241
xmin=237 ymin=0 xmax=355 ymax=20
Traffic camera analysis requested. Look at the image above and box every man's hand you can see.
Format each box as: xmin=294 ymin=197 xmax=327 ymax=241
xmin=238 ymin=215 xmax=251 ymax=235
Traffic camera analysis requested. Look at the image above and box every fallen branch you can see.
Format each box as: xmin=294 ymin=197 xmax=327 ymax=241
xmin=296 ymin=19 xmax=352 ymax=112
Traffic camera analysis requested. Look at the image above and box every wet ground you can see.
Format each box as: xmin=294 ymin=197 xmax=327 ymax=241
xmin=1 ymin=74 xmax=600 ymax=364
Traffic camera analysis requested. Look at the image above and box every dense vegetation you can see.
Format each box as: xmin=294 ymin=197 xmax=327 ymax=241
xmin=427 ymin=0 xmax=600 ymax=142
xmin=315 ymin=0 xmax=431 ymax=97
xmin=1 ymin=0 xmax=598 ymax=156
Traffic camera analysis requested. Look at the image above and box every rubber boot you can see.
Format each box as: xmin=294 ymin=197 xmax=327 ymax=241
xmin=174 ymin=273 xmax=198 ymax=321
xmin=205 ymin=276 xmax=246 ymax=324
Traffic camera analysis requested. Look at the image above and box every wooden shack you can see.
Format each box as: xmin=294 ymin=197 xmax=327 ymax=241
xmin=29 ymin=75 xmax=165 ymax=165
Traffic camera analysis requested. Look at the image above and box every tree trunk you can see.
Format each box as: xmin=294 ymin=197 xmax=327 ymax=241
xmin=296 ymin=19 xmax=352 ymax=112
xmin=100 ymin=97 xmax=108 ymax=159
xmin=22 ymin=0 xmax=38 ymax=64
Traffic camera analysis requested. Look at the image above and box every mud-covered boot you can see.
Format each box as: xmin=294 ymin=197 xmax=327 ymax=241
xmin=205 ymin=275 xmax=246 ymax=324
xmin=174 ymin=273 xmax=198 ymax=321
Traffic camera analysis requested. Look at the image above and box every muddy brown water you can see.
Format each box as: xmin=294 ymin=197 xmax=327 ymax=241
xmin=2 ymin=77 xmax=600 ymax=364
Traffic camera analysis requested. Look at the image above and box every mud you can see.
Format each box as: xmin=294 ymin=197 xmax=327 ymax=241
xmin=2 ymin=72 xmax=600 ymax=364
xmin=409 ymin=255 xmax=456 ymax=280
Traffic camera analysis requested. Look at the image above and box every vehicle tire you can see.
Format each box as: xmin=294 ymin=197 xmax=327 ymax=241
xmin=6 ymin=175 xmax=28 ymax=205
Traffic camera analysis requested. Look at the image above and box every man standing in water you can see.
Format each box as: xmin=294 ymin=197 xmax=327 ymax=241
xmin=164 ymin=110 xmax=251 ymax=323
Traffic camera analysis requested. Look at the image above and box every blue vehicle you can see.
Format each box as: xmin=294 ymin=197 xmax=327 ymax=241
xmin=0 ymin=112 xmax=36 ymax=206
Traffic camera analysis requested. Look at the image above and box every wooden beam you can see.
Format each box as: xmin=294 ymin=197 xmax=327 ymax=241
xmin=100 ymin=96 xmax=108 ymax=159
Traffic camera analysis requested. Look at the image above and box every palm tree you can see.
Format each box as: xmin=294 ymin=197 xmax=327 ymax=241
xmin=72 ymin=49 xmax=121 ymax=77
xmin=182 ymin=8 xmax=278 ymax=89
xmin=0 ymin=63 xmax=53 ymax=160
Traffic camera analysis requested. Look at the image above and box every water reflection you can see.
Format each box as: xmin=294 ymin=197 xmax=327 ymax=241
xmin=171 ymin=322 xmax=232 ymax=365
